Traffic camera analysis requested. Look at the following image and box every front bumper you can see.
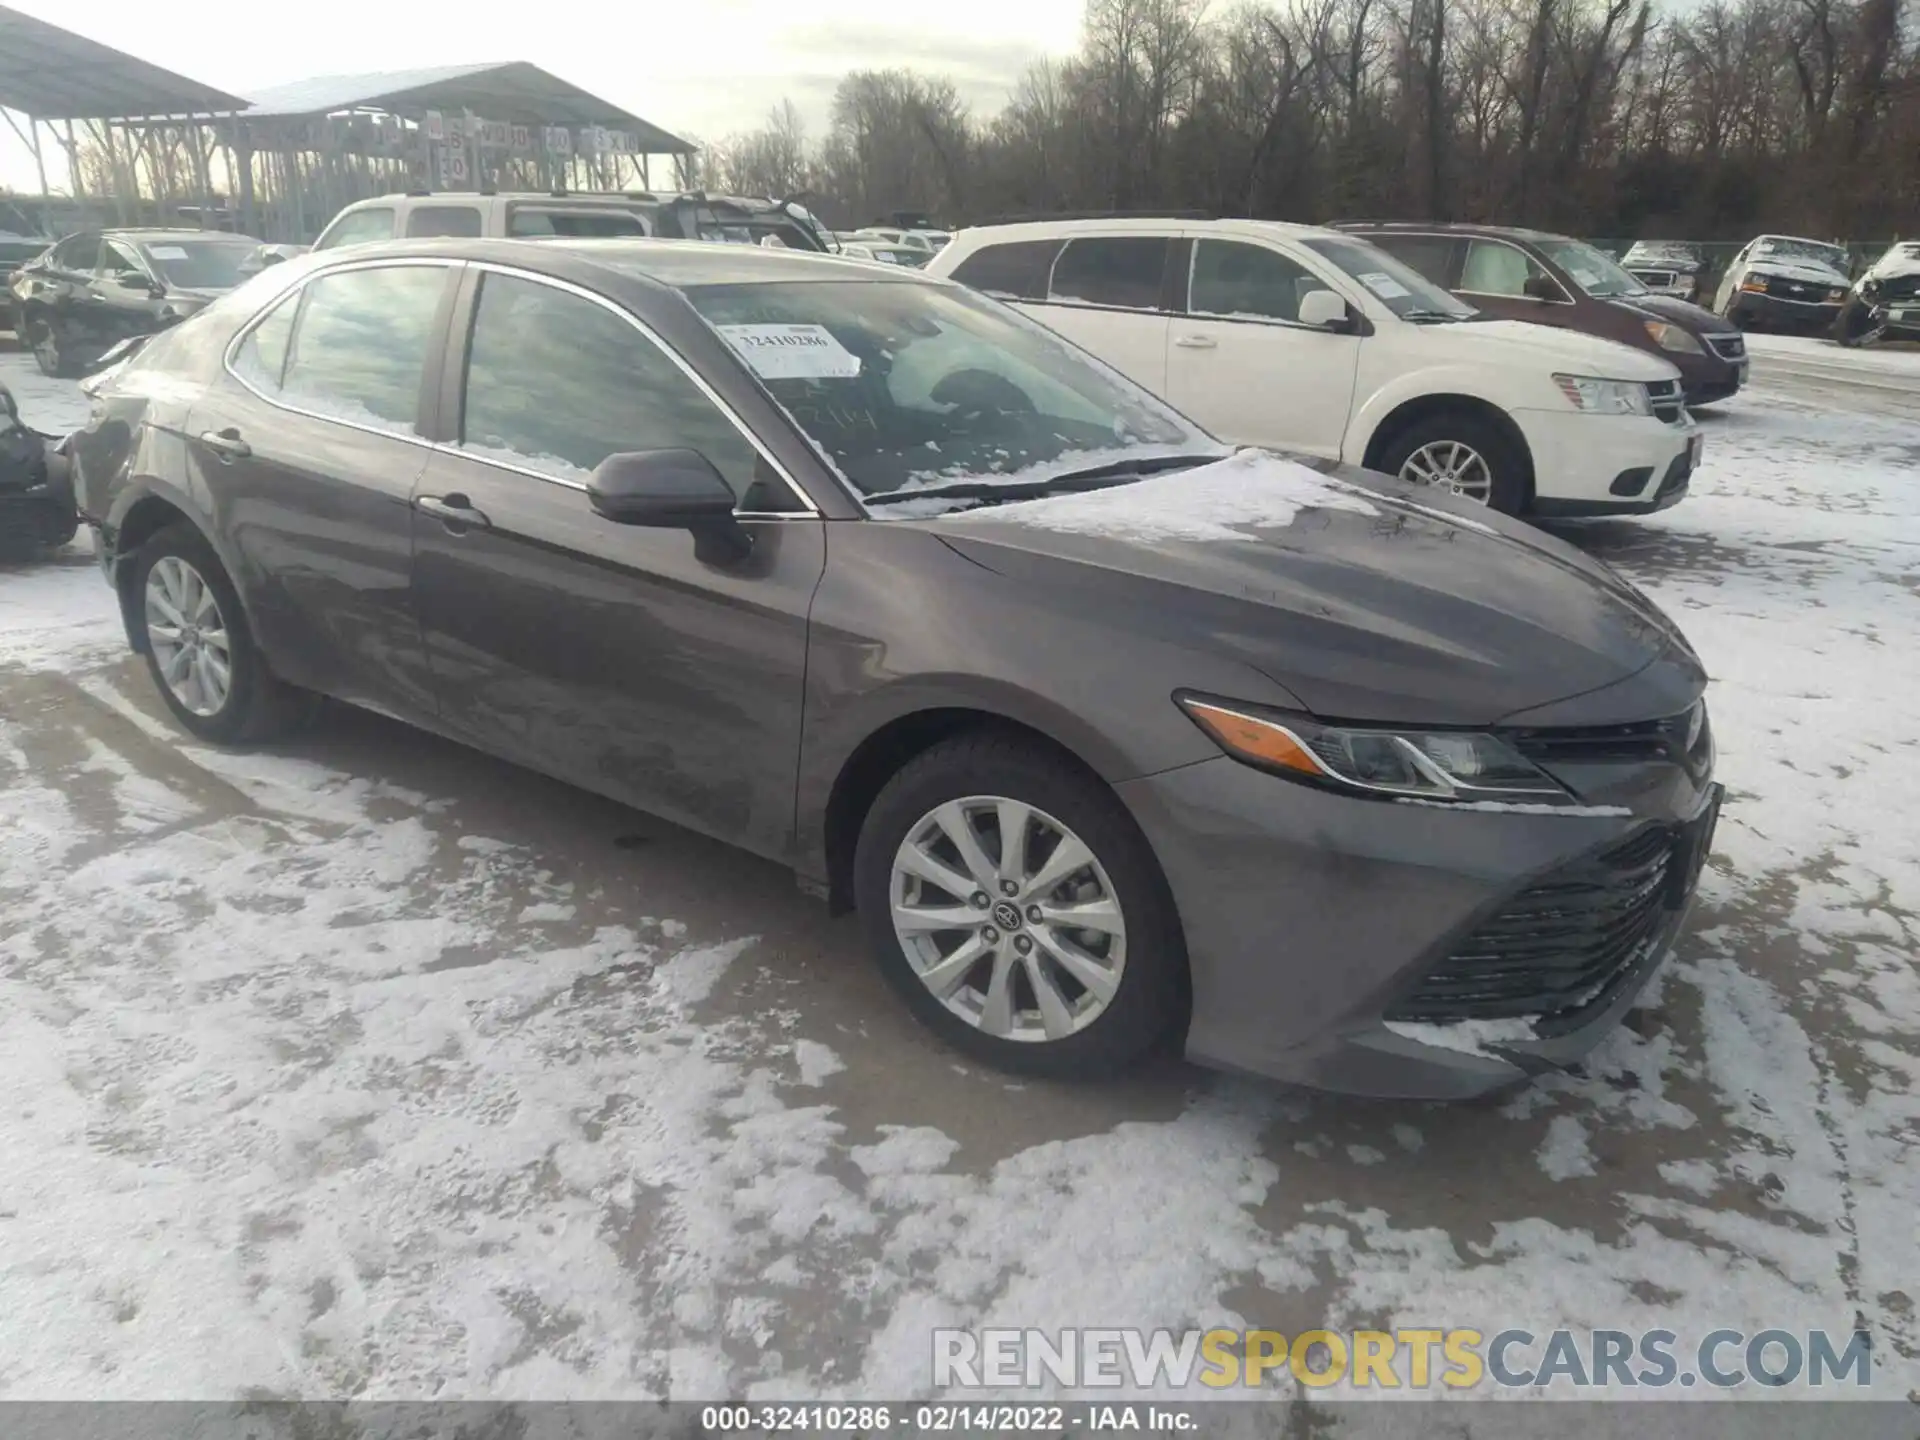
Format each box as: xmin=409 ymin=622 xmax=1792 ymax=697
xmin=1730 ymin=289 xmax=1845 ymax=330
xmin=1116 ymin=755 xmax=1720 ymax=1099
xmin=1510 ymin=407 xmax=1700 ymax=514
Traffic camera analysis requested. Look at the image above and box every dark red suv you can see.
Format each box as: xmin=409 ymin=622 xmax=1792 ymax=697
xmin=1337 ymin=223 xmax=1749 ymax=407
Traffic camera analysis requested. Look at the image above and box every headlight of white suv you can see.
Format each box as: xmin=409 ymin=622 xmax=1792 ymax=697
xmin=1642 ymin=321 xmax=1704 ymax=355
xmin=1553 ymin=374 xmax=1654 ymax=417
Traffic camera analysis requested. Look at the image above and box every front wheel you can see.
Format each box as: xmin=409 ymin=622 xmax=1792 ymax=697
xmin=28 ymin=317 xmax=75 ymax=379
xmin=854 ymin=733 xmax=1187 ymax=1078
xmin=1831 ymin=297 xmax=1884 ymax=348
xmin=1377 ymin=412 xmax=1527 ymax=514
xmin=131 ymin=523 xmax=312 ymax=743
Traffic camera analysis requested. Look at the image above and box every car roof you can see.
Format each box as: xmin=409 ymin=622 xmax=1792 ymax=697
xmin=101 ymin=228 xmax=254 ymax=242
xmin=306 ymin=236 xmax=929 ymax=289
xmin=1339 ymin=220 xmax=1574 ymax=244
xmin=1752 ymin=234 xmax=1842 ymax=247
xmin=950 ymin=216 xmax=1345 ymax=244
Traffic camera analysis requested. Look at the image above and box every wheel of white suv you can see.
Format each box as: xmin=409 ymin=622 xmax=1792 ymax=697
xmin=853 ymin=732 xmax=1187 ymax=1077
xmin=1378 ymin=412 xmax=1527 ymax=514
xmin=132 ymin=523 xmax=313 ymax=743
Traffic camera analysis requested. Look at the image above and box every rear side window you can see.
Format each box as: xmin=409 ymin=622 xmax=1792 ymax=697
xmin=53 ymin=234 xmax=100 ymax=271
xmin=279 ymin=265 xmax=448 ymax=433
xmin=457 ymin=272 xmax=768 ymax=502
xmin=506 ymin=208 xmax=649 ymax=237
xmin=1048 ymin=237 xmax=1169 ymax=310
xmin=1364 ymin=234 xmax=1461 ymax=288
xmin=315 ymin=207 xmax=397 ymax=250
xmin=946 ymin=239 xmax=1062 ymax=300
xmin=231 ymin=291 xmax=299 ymax=391
xmin=405 ymin=206 xmax=484 ymax=238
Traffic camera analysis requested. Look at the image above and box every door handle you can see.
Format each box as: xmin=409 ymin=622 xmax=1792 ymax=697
xmin=1173 ymin=335 xmax=1217 ymax=349
xmin=199 ymin=427 xmax=251 ymax=460
xmin=416 ymin=493 xmax=491 ymax=531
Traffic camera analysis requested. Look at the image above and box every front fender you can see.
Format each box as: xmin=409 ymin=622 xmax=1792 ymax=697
xmin=1344 ymin=365 xmax=1531 ymax=467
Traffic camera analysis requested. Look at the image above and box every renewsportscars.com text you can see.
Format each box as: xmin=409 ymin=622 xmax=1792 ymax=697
xmin=933 ymin=1327 xmax=1873 ymax=1392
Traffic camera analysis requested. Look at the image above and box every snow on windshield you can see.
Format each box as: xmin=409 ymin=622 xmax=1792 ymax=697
xmin=956 ymin=449 xmax=1381 ymax=543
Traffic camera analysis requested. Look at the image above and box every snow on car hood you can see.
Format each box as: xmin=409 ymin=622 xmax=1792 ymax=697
xmin=932 ymin=450 xmax=1704 ymax=726
xmin=1605 ymin=293 xmax=1739 ymax=335
xmin=1435 ymin=318 xmax=1680 ymax=382
xmin=1864 ymin=246 xmax=1920 ymax=283
xmin=1746 ymin=257 xmax=1849 ymax=286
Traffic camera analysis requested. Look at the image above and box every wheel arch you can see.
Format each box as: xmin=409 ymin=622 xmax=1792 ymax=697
xmin=818 ymin=704 xmax=1117 ymax=916
xmin=1360 ymin=392 xmax=1536 ymax=502
xmin=107 ymin=489 xmax=241 ymax=655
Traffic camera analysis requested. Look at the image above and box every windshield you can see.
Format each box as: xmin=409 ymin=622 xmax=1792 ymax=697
xmin=683 ymin=278 xmax=1221 ymax=504
xmin=138 ymin=238 xmax=255 ymax=290
xmin=1536 ymin=238 xmax=1646 ymax=297
xmin=1754 ymin=238 xmax=1849 ymax=271
xmin=1300 ymin=236 xmax=1477 ymax=320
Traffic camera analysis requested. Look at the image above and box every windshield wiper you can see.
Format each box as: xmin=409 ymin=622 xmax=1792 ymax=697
xmin=1399 ymin=308 xmax=1466 ymax=323
xmin=863 ymin=453 xmax=1223 ymax=509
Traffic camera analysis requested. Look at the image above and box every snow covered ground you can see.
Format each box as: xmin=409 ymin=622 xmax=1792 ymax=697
xmin=1 ymin=350 xmax=1917 ymax=1403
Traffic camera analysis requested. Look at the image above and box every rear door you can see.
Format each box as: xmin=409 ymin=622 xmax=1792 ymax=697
xmin=185 ymin=258 xmax=458 ymax=718
xmin=23 ymin=232 xmax=99 ymax=360
xmin=1163 ymin=236 xmax=1360 ymax=457
xmin=407 ymin=266 xmax=825 ymax=857
xmin=1021 ymin=235 xmax=1175 ymax=393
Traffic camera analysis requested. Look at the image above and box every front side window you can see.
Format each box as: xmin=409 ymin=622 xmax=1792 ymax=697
xmin=1048 ymin=237 xmax=1169 ymax=310
xmin=406 ymin=206 xmax=484 ymax=239
xmin=316 ymin=207 xmax=397 ymax=250
xmin=948 ymin=239 xmax=1064 ymax=301
xmin=1189 ymin=240 xmax=1331 ymax=323
xmin=1459 ymin=240 xmax=1559 ymax=298
xmin=682 ymin=276 xmax=1217 ymax=503
xmin=279 ymin=265 xmax=448 ymax=432
xmin=458 ymin=272 xmax=767 ymax=501
xmin=139 ymin=238 xmax=254 ymax=290
xmin=97 ymin=241 xmax=143 ymax=278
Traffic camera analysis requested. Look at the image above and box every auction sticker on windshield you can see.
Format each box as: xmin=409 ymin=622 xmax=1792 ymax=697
xmin=1357 ymin=272 xmax=1411 ymax=300
xmin=717 ymin=323 xmax=862 ymax=379
xmin=148 ymin=245 xmax=189 ymax=259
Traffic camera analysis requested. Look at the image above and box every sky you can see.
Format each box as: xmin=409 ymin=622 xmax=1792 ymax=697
xmin=0 ymin=0 xmax=1085 ymax=194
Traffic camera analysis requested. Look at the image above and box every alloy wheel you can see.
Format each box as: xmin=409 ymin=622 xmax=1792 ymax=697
xmin=889 ymin=795 xmax=1127 ymax=1043
xmin=1399 ymin=440 xmax=1494 ymax=504
xmin=145 ymin=556 xmax=233 ymax=717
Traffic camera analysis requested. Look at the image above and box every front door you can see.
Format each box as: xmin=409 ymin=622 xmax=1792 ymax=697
xmin=1164 ymin=237 xmax=1360 ymax=457
xmin=409 ymin=268 xmax=825 ymax=858
xmin=185 ymin=259 xmax=456 ymax=718
xmin=1456 ymin=238 xmax=1577 ymax=329
xmin=93 ymin=239 xmax=162 ymax=349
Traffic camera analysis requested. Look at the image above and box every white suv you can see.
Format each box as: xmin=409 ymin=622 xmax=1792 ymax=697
xmin=928 ymin=218 xmax=1700 ymax=517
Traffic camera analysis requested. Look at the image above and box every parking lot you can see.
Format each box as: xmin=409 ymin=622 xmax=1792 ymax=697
xmin=2 ymin=342 xmax=1917 ymax=1401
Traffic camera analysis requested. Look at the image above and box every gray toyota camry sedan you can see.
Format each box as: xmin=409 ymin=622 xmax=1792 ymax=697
xmin=68 ymin=239 xmax=1721 ymax=1099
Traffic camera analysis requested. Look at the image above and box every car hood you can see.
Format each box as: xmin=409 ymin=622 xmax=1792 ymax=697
xmin=1747 ymin=258 xmax=1849 ymax=286
xmin=927 ymin=450 xmax=1704 ymax=726
xmin=1439 ymin=317 xmax=1679 ymax=381
xmin=1605 ymin=293 xmax=1739 ymax=335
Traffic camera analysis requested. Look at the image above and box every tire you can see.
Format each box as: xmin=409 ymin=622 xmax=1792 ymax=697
xmin=130 ymin=522 xmax=312 ymax=743
xmin=1376 ymin=411 xmax=1527 ymax=515
xmin=28 ymin=317 xmax=76 ymax=379
xmin=853 ymin=731 xmax=1187 ymax=1078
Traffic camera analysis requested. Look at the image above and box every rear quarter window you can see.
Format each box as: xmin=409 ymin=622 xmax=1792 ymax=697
xmin=946 ymin=239 xmax=1064 ymax=300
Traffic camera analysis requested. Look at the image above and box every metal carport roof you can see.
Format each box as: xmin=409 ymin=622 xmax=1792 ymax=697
xmin=239 ymin=61 xmax=695 ymax=152
xmin=0 ymin=3 xmax=250 ymax=117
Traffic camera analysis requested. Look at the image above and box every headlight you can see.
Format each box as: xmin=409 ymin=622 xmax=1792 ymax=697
xmin=1643 ymin=320 xmax=1704 ymax=354
xmin=1553 ymin=374 xmax=1654 ymax=417
xmin=1739 ymin=276 xmax=1769 ymax=293
xmin=1826 ymin=288 xmax=1846 ymax=303
xmin=1178 ymin=697 xmax=1576 ymax=806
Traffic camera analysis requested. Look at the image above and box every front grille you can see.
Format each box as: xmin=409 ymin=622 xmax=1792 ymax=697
xmin=1646 ymin=378 xmax=1686 ymax=424
xmin=1510 ymin=704 xmax=1712 ymax=777
xmin=1705 ymin=333 xmax=1746 ymax=361
xmin=1385 ymin=826 xmax=1679 ymax=1022
xmin=1631 ymin=269 xmax=1677 ymax=288
xmin=1769 ymin=278 xmax=1832 ymax=304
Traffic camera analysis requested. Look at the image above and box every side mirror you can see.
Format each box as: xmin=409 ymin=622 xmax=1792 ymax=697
xmin=1523 ymin=275 xmax=1562 ymax=303
xmin=1298 ymin=289 xmax=1351 ymax=331
xmin=587 ymin=448 xmax=750 ymax=548
xmin=116 ymin=271 xmax=155 ymax=292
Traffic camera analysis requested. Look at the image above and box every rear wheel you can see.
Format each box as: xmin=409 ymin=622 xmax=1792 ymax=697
xmin=1377 ymin=412 xmax=1527 ymax=515
xmin=854 ymin=733 xmax=1187 ymax=1078
xmin=131 ymin=523 xmax=312 ymax=743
